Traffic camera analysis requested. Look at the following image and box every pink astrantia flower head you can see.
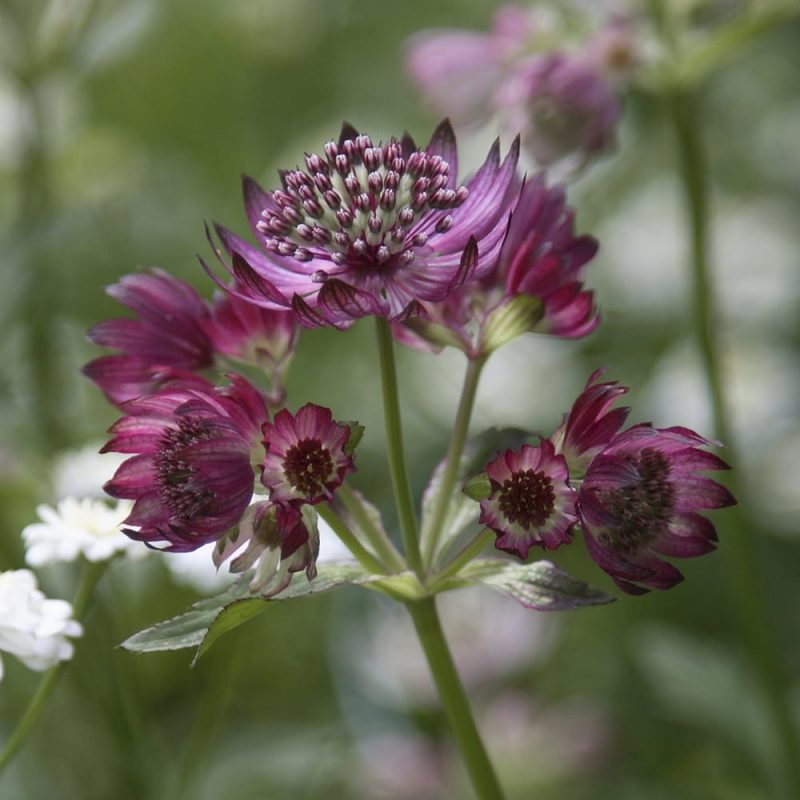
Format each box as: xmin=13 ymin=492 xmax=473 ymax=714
xmin=213 ymin=502 xmax=319 ymax=596
xmin=404 ymin=5 xmax=538 ymax=127
xmin=206 ymin=121 xmax=520 ymax=328
xmin=579 ymin=425 xmax=735 ymax=595
xmin=260 ymin=404 xmax=357 ymax=506
xmin=496 ymin=53 xmax=621 ymax=169
xmin=103 ymin=376 xmax=268 ymax=552
xmin=551 ymin=369 xmax=630 ymax=476
xmin=83 ymin=269 xmax=214 ymax=405
xmin=394 ymin=174 xmax=598 ymax=357
xmin=479 ymin=440 xmax=577 ymax=559
xmin=203 ymin=288 xmax=300 ymax=406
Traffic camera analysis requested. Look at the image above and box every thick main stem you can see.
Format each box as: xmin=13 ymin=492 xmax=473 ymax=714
xmin=0 ymin=561 xmax=106 ymax=776
xmin=374 ymin=317 xmax=423 ymax=577
xmin=668 ymin=88 xmax=800 ymax=799
xmin=407 ymin=598 xmax=505 ymax=800
xmin=422 ymin=356 xmax=486 ymax=565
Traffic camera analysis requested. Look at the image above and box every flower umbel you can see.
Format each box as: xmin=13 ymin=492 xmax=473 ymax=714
xmin=209 ymin=121 xmax=520 ymax=326
xmin=579 ymin=425 xmax=735 ymax=594
xmin=479 ymin=441 xmax=577 ymax=558
xmin=260 ymin=404 xmax=357 ymax=506
xmin=103 ymin=377 xmax=268 ymax=552
xmin=0 ymin=570 xmax=82 ymax=681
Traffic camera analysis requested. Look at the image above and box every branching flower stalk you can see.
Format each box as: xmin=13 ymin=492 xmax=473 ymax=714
xmin=85 ymin=120 xmax=735 ymax=800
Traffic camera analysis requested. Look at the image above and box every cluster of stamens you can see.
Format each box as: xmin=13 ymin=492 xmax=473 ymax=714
xmin=599 ymin=449 xmax=675 ymax=552
xmin=498 ymin=468 xmax=556 ymax=529
xmin=282 ymin=438 xmax=334 ymax=497
xmin=256 ymin=133 xmax=469 ymax=275
xmin=155 ymin=418 xmax=216 ymax=521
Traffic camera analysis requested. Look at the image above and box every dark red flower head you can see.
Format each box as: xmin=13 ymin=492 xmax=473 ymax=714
xmin=103 ymin=376 xmax=268 ymax=552
xmin=479 ymin=440 xmax=577 ymax=558
xmin=260 ymin=404 xmax=357 ymax=505
xmin=83 ymin=269 xmax=214 ymax=405
xmin=393 ymin=174 xmax=598 ymax=358
xmin=578 ymin=425 xmax=735 ymax=594
xmin=213 ymin=501 xmax=319 ymax=596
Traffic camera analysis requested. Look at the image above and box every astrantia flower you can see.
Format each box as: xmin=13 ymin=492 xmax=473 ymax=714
xmin=496 ymin=53 xmax=621 ymax=168
xmin=208 ymin=121 xmax=520 ymax=327
xmin=203 ymin=289 xmax=299 ymax=405
xmin=405 ymin=7 xmax=630 ymax=171
xmin=395 ymin=174 xmax=598 ymax=357
xmin=551 ymin=369 xmax=630 ymax=475
xmin=479 ymin=441 xmax=577 ymax=558
xmin=261 ymin=404 xmax=356 ymax=505
xmin=213 ymin=502 xmax=319 ymax=595
xmin=22 ymin=497 xmax=145 ymax=566
xmin=103 ymin=376 xmax=268 ymax=552
xmin=579 ymin=426 xmax=735 ymax=594
xmin=0 ymin=569 xmax=82 ymax=681
xmin=84 ymin=269 xmax=214 ymax=405
xmin=404 ymin=5 xmax=538 ymax=127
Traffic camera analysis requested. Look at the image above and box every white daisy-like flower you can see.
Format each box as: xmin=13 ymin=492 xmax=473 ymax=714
xmin=52 ymin=443 xmax=126 ymax=500
xmin=22 ymin=497 xmax=147 ymax=567
xmin=0 ymin=569 xmax=83 ymax=681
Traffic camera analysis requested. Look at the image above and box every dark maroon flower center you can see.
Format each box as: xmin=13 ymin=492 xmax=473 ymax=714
xmin=154 ymin=417 xmax=216 ymax=521
xmin=497 ymin=469 xmax=556 ymax=529
xmin=283 ymin=438 xmax=334 ymax=497
xmin=599 ymin=448 xmax=675 ymax=552
xmin=256 ymin=133 xmax=468 ymax=276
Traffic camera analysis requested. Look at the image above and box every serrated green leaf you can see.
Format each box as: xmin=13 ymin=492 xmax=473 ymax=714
xmin=442 ymin=557 xmax=614 ymax=611
xmin=121 ymin=562 xmax=377 ymax=662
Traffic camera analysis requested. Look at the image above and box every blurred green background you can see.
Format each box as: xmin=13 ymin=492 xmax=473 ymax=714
xmin=0 ymin=1 xmax=798 ymax=798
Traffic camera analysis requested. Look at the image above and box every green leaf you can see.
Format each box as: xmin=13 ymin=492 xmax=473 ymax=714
xmin=342 ymin=421 xmax=365 ymax=455
xmin=121 ymin=562 xmax=378 ymax=663
xmin=442 ymin=557 xmax=615 ymax=611
xmin=421 ymin=427 xmax=540 ymax=560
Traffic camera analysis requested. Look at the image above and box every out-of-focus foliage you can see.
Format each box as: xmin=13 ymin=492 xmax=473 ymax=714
xmin=0 ymin=1 xmax=797 ymax=798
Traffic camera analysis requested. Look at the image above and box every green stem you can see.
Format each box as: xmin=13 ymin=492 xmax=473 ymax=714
xmin=317 ymin=503 xmax=388 ymax=575
xmin=374 ymin=317 xmax=423 ymax=577
xmin=430 ymin=529 xmax=493 ymax=592
xmin=0 ymin=560 xmax=106 ymax=776
xmin=422 ymin=356 xmax=487 ymax=566
xmin=668 ymin=88 xmax=800 ymax=800
xmin=406 ymin=598 xmax=505 ymax=800
xmin=337 ymin=484 xmax=406 ymax=571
